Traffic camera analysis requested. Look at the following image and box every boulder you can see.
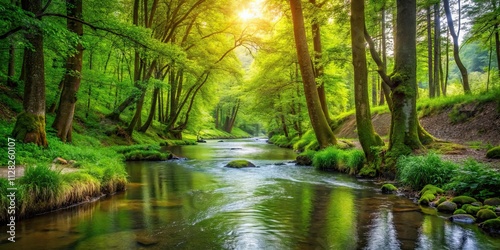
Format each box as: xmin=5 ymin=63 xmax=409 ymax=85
xmin=484 ymin=197 xmax=500 ymax=206
xmin=225 ymin=160 xmax=256 ymax=168
xmin=295 ymin=155 xmax=312 ymax=166
xmin=381 ymin=184 xmax=398 ymax=194
xmin=479 ymin=219 xmax=500 ymax=236
xmin=452 ymin=196 xmax=477 ymax=206
xmin=437 ymin=201 xmax=457 ymax=213
xmin=470 ymin=201 xmax=483 ymax=207
xmin=453 ymin=209 xmax=467 ymax=215
xmin=477 ymin=208 xmax=498 ymax=222
xmin=465 ymin=205 xmax=481 ymax=215
xmin=449 ymin=214 xmax=476 ymax=224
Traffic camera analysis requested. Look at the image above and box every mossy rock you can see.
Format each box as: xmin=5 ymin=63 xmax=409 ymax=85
xmin=418 ymin=185 xmax=444 ymax=206
xmin=477 ymin=208 xmax=498 ymax=222
xmin=465 ymin=205 xmax=481 ymax=215
xmin=479 ymin=219 xmax=500 ymax=236
xmin=449 ymin=214 xmax=476 ymax=224
xmin=453 ymin=209 xmax=467 ymax=215
xmin=381 ymin=184 xmax=398 ymax=194
xmin=471 ymin=201 xmax=483 ymax=207
xmin=484 ymin=197 xmax=500 ymax=206
xmin=452 ymin=196 xmax=477 ymax=206
xmin=437 ymin=201 xmax=457 ymax=213
xmin=437 ymin=197 xmax=447 ymax=205
xmin=295 ymin=155 xmax=312 ymax=166
xmin=486 ymin=146 xmax=500 ymax=159
xmin=419 ymin=191 xmax=436 ymax=206
xmin=225 ymin=160 xmax=256 ymax=168
xmin=419 ymin=184 xmax=444 ymax=196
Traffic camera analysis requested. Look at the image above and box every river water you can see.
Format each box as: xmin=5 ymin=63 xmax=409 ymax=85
xmin=2 ymin=139 xmax=500 ymax=249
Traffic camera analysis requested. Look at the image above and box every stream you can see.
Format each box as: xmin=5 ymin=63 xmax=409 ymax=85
xmin=2 ymin=138 xmax=499 ymax=249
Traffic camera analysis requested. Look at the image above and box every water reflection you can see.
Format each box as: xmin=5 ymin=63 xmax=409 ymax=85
xmin=2 ymin=139 xmax=500 ymax=249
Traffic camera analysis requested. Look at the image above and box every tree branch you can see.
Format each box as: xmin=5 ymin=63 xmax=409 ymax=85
xmin=364 ymin=27 xmax=394 ymax=88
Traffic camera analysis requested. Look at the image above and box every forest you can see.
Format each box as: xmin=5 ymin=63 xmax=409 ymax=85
xmin=1 ymin=0 xmax=500 ymax=248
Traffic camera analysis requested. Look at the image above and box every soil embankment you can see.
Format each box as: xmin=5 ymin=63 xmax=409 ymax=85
xmin=334 ymin=101 xmax=500 ymax=165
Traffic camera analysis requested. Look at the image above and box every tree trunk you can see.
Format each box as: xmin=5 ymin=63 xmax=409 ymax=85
xmin=443 ymin=0 xmax=470 ymax=94
xmin=387 ymin=0 xmax=422 ymax=162
xmin=309 ymin=0 xmax=331 ymax=123
xmin=427 ymin=6 xmax=434 ymax=98
xmin=289 ymin=0 xmax=336 ymax=148
xmin=7 ymin=44 xmax=16 ymax=88
xmin=52 ymin=0 xmax=84 ymax=142
xmin=139 ymin=87 xmax=159 ymax=132
xmin=434 ymin=3 xmax=441 ymax=97
xmin=351 ymin=0 xmax=384 ymax=165
xmin=12 ymin=0 xmax=47 ymax=147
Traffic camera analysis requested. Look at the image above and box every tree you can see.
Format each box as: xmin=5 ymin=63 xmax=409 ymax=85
xmin=386 ymin=0 xmax=423 ymax=160
xmin=52 ymin=0 xmax=84 ymax=142
xmin=12 ymin=0 xmax=48 ymax=147
xmin=350 ymin=0 xmax=384 ymax=164
xmin=288 ymin=0 xmax=336 ymax=148
xmin=443 ymin=0 xmax=471 ymax=94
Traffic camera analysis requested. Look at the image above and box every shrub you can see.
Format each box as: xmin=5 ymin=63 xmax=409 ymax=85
xmin=397 ymin=153 xmax=458 ymax=190
xmin=268 ymin=134 xmax=294 ymax=148
xmin=444 ymin=160 xmax=500 ymax=200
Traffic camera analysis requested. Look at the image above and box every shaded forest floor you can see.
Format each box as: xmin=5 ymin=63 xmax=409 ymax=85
xmin=335 ymin=100 xmax=500 ymax=167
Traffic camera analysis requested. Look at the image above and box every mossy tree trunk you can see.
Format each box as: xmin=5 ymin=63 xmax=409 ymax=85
xmin=289 ymin=0 xmax=336 ymax=148
xmin=350 ymin=0 xmax=384 ymax=163
xmin=52 ymin=0 xmax=83 ymax=143
xmin=386 ymin=0 xmax=423 ymax=162
xmin=12 ymin=0 xmax=47 ymax=147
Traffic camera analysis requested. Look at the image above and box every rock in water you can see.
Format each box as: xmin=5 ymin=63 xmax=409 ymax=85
xmin=225 ymin=160 xmax=256 ymax=168
xmin=437 ymin=201 xmax=457 ymax=213
xmin=449 ymin=214 xmax=476 ymax=224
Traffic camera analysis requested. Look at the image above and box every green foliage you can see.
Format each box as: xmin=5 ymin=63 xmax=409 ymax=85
xmin=397 ymin=153 xmax=458 ymax=190
xmin=486 ymin=146 xmax=500 ymax=159
xmin=312 ymin=147 xmax=365 ymax=175
xmin=123 ymin=150 xmax=170 ymax=161
xmin=20 ymin=165 xmax=63 ymax=203
xmin=444 ymin=160 xmax=500 ymax=200
xmin=293 ymin=130 xmax=317 ymax=151
xmin=269 ymin=134 xmax=297 ymax=148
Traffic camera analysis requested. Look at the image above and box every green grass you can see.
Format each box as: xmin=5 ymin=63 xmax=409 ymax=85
xmin=312 ymin=146 xmax=365 ymax=175
xmin=397 ymin=153 xmax=458 ymax=190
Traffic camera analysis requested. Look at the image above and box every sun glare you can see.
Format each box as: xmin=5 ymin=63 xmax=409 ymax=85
xmin=238 ymin=0 xmax=264 ymax=21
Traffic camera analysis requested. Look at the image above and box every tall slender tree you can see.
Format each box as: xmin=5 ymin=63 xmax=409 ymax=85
xmin=289 ymin=0 xmax=336 ymax=148
xmin=351 ymin=0 xmax=384 ymax=165
xmin=52 ymin=0 xmax=84 ymax=142
xmin=443 ymin=0 xmax=471 ymax=94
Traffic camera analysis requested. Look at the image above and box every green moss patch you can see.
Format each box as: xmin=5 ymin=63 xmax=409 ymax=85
xmin=484 ymin=197 xmax=500 ymax=206
xmin=225 ymin=160 xmax=256 ymax=168
xmin=477 ymin=209 xmax=498 ymax=222
xmin=486 ymin=146 xmax=500 ymax=159
xmin=452 ymin=196 xmax=477 ymax=206
xmin=453 ymin=209 xmax=467 ymax=215
xmin=381 ymin=184 xmax=398 ymax=194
